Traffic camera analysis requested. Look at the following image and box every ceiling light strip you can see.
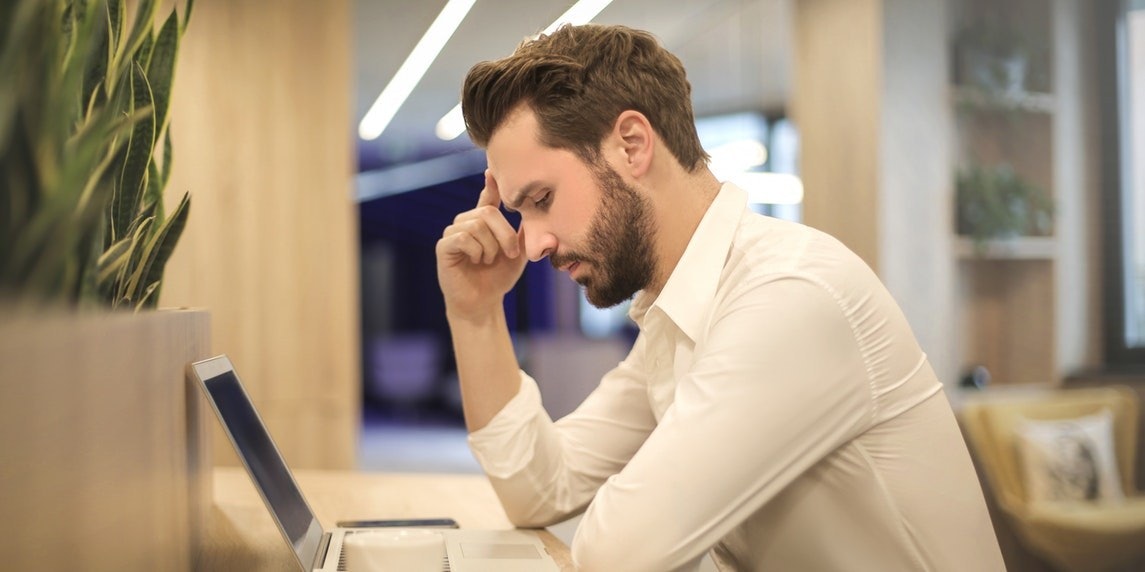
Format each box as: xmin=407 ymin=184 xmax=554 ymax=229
xmin=359 ymin=0 xmax=477 ymax=141
xmin=434 ymin=0 xmax=614 ymax=141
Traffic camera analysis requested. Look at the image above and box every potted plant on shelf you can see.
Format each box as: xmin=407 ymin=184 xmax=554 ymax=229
xmin=954 ymin=19 xmax=1030 ymax=96
xmin=955 ymin=162 xmax=1054 ymax=252
xmin=1 ymin=0 xmax=192 ymax=311
xmin=0 ymin=2 xmax=212 ymax=570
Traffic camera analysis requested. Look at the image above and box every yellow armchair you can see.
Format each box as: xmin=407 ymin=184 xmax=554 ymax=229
xmin=961 ymin=386 xmax=1145 ymax=572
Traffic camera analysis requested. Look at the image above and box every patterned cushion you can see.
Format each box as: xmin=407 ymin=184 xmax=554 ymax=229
xmin=1015 ymin=409 xmax=1124 ymax=504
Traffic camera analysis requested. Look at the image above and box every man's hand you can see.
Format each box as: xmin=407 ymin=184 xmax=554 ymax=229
xmin=436 ymin=170 xmax=527 ymax=322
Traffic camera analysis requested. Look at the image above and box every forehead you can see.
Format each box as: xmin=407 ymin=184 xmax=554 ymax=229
xmin=486 ymin=107 xmax=588 ymax=199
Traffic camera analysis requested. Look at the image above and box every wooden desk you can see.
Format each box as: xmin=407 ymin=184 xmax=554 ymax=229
xmin=202 ymin=467 xmax=573 ymax=571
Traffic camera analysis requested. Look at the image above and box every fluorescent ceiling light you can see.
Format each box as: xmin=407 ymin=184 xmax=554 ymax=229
xmin=435 ymin=105 xmax=467 ymax=140
xmin=728 ymin=173 xmax=804 ymax=205
xmin=435 ymin=104 xmax=466 ymax=141
xmin=435 ymin=0 xmax=615 ymax=141
xmin=707 ymin=140 xmax=768 ymax=180
xmin=359 ymin=0 xmax=477 ymax=141
xmin=540 ymin=0 xmax=615 ymax=35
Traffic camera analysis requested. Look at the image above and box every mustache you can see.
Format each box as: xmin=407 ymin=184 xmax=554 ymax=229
xmin=550 ymin=251 xmax=587 ymax=271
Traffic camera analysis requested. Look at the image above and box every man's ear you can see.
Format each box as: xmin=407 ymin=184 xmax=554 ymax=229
xmin=611 ymin=110 xmax=654 ymax=178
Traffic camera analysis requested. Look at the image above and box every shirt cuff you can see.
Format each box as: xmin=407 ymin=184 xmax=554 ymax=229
xmin=467 ymin=371 xmax=545 ymax=479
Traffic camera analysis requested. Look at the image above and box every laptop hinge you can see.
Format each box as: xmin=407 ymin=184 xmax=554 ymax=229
xmin=312 ymin=532 xmax=332 ymax=570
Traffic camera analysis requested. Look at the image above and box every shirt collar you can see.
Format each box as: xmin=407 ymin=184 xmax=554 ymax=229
xmin=628 ymin=182 xmax=747 ymax=340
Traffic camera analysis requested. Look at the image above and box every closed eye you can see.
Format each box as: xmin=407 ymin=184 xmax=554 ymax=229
xmin=534 ymin=190 xmax=553 ymax=210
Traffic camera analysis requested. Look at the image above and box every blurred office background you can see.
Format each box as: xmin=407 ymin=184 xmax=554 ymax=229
xmin=154 ymin=0 xmax=1139 ymax=568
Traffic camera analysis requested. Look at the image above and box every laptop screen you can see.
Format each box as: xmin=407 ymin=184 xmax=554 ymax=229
xmin=193 ymin=356 xmax=324 ymax=570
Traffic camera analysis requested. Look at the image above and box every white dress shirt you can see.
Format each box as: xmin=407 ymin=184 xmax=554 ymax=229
xmin=469 ymin=183 xmax=1005 ymax=571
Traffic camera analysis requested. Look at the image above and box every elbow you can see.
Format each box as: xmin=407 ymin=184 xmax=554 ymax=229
xmin=505 ymin=509 xmax=540 ymax=529
xmin=573 ymin=539 xmax=633 ymax=572
xmin=572 ymin=514 xmax=701 ymax=572
xmin=489 ymin=474 xmax=587 ymax=529
xmin=495 ymin=485 xmax=583 ymax=529
xmin=505 ymin=508 xmax=567 ymax=529
xmin=573 ymin=538 xmax=697 ymax=572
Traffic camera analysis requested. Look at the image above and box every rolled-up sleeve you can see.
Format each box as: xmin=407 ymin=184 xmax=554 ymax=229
xmin=467 ymin=372 xmax=548 ymax=479
xmin=467 ymin=338 xmax=658 ymax=528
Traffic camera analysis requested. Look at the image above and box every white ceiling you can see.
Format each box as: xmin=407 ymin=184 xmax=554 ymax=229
xmin=354 ymin=0 xmax=793 ymax=166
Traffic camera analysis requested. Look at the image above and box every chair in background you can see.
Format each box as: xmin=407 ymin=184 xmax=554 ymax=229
xmin=961 ymin=386 xmax=1145 ymax=572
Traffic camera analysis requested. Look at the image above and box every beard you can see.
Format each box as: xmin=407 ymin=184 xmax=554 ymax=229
xmin=549 ymin=163 xmax=657 ymax=308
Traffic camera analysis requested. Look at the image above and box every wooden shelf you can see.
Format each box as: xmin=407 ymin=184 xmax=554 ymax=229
xmin=951 ymin=86 xmax=1056 ymax=114
xmin=955 ymin=236 xmax=1056 ymax=260
xmin=948 ymin=0 xmax=1088 ymax=391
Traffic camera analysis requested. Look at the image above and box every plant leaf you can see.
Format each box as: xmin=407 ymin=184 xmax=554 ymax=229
xmin=70 ymin=104 xmax=143 ymax=235
xmin=0 ymin=0 xmax=36 ymax=156
xmin=96 ymin=234 xmax=132 ymax=286
xmin=81 ymin=1 xmax=109 ymax=111
xmin=125 ymin=197 xmax=157 ymax=244
xmin=112 ymin=61 xmax=154 ymax=240
xmin=145 ymin=159 xmax=165 ymax=229
xmin=78 ymin=222 xmax=104 ymax=308
xmin=147 ymin=9 xmax=178 ymax=134
xmin=135 ymin=27 xmax=154 ymax=70
xmin=114 ymin=214 xmax=153 ymax=307
xmin=160 ymin=127 xmax=172 ymax=190
xmin=104 ymin=0 xmax=124 ymax=91
xmin=131 ymin=191 xmax=189 ymax=309
xmin=182 ymin=0 xmax=194 ymax=35
xmin=119 ymin=0 xmax=158 ymax=74
xmin=134 ymin=280 xmax=160 ymax=311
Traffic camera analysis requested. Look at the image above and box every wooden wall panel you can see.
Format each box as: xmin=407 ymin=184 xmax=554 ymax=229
xmin=160 ymin=0 xmax=360 ymax=469
xmin=959 ymin=260 xmax=1056 ymax=385
xmin=793 ymin=0 xmax=882 ymax=270
xmin=0 ymin=310 xmax=212 ymax=571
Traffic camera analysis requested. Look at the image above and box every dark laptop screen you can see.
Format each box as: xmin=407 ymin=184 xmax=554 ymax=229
xmin=196 ymin=358 xmax=322 ymax=569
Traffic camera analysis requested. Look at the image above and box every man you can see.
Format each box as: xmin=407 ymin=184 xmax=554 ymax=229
xmin=436 ymin=24 xmax=1004 ymax=571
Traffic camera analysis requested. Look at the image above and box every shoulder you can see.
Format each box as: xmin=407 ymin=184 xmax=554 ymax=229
xmin=721 ymin=213 xmax=874 ymax=298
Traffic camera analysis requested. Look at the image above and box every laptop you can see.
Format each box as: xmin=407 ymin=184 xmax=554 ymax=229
xmin=190 ymin=354 xmax=560 ymax=572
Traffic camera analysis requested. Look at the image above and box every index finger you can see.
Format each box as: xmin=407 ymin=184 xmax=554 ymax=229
xmin=477 ymin=169 xmax=501 ymax=209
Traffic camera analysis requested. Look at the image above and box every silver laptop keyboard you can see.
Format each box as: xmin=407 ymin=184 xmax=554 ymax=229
xmin=335 ymin=531 xmax=450 ymax=572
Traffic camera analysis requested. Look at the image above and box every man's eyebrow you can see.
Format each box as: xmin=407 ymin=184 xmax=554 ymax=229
xmin=503 ymin=181 xmax=545 ymax=213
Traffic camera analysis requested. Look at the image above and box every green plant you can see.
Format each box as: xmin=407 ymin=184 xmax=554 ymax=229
xmin=0 ymin=0 xmax=193 ymax=311
xmin=955 ymin=19 xmax=1030 ymax=94
xmin=957 ymin=18 xmax=1027 ymax=60
xmin=956 ymin=163 xmax=1054 ymax=249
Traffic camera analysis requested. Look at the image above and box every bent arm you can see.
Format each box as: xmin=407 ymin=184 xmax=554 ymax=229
xmin=438 ymin=170 xmax=529 ymax=432
xmin=468 ymin=336 xmax=658 ymax=527
xmin=449 ymin=307 xmax=525 ymax=432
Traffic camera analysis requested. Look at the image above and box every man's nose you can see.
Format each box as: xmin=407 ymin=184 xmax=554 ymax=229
xmin=521 ymin=221 xmax=556 ymax=262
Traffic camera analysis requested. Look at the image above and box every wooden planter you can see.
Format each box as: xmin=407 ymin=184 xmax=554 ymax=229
xmin=0 ymin=309 xmax=211 ymax=570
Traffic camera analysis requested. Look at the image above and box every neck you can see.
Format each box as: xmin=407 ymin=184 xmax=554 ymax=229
xmin=642 ymin=163 xmax=722 ymax=296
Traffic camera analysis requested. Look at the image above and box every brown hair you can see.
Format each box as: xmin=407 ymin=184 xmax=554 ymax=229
xmin=461 ymin=24 xmax=709 ymax=172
